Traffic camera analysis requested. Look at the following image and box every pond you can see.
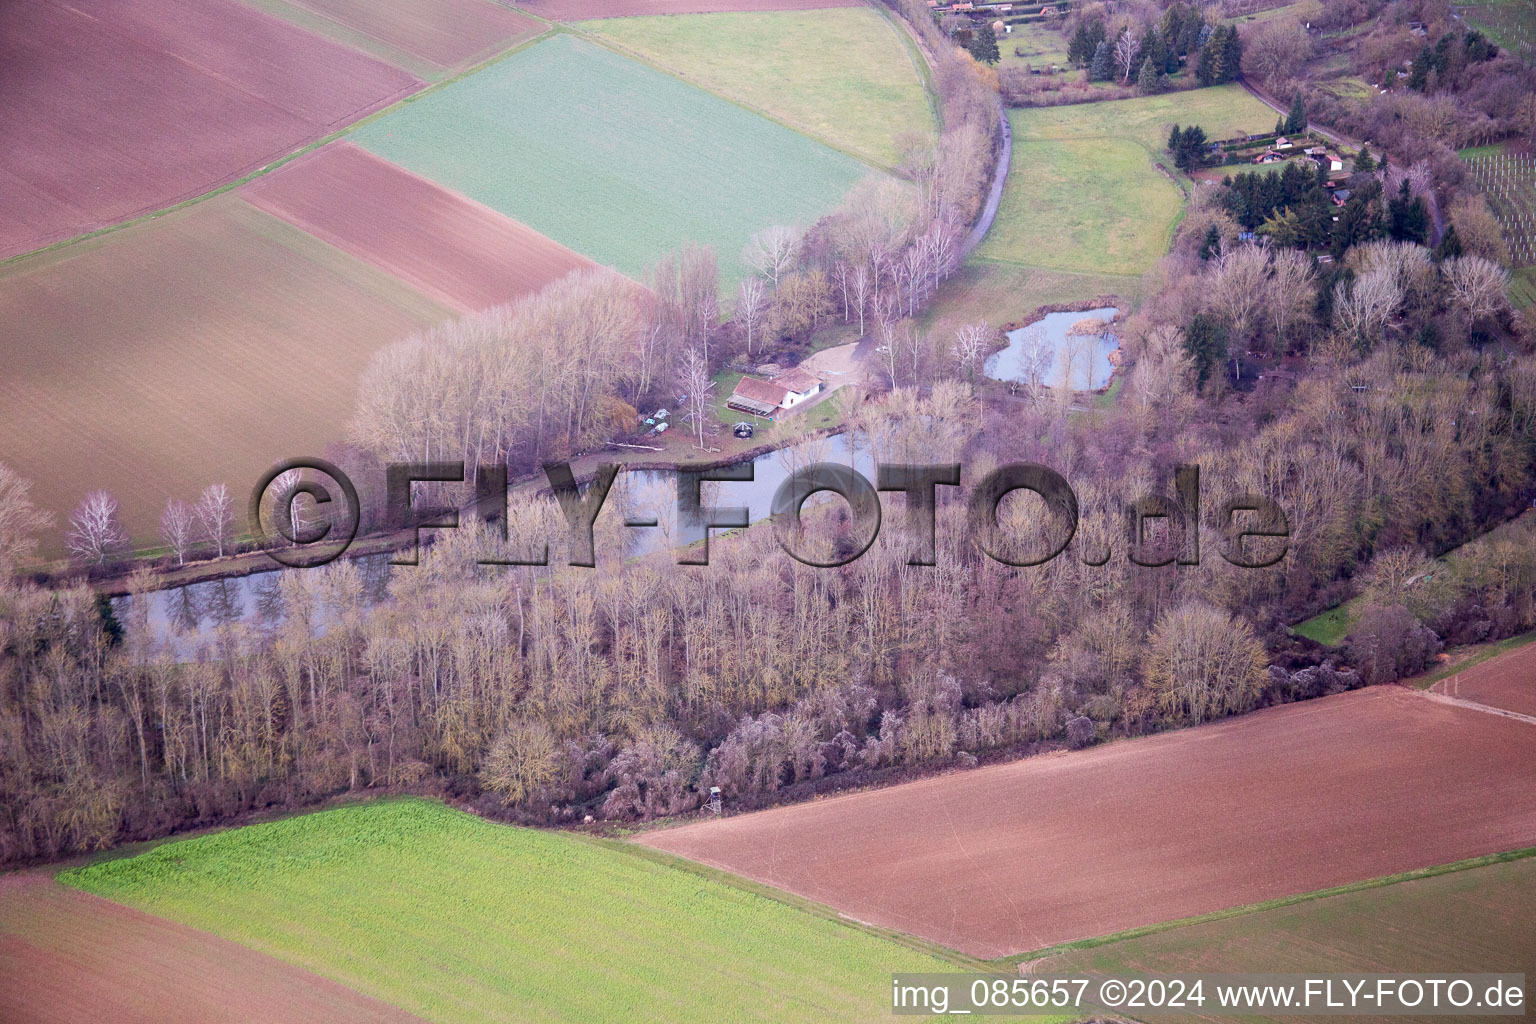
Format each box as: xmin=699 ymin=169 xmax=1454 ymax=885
xmin=984 ymin=306 xmax=1121 ymax=392
xmin=114 ymin=431 xmax=876 ymax=645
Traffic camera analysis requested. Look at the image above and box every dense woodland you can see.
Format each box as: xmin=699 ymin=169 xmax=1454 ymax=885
xmin=3 ymin=0 xmax=1536 ymax=863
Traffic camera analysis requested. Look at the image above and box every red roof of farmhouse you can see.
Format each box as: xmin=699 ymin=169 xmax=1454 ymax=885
xmin=732 ymin=376 xmax=790 ymax=407
xmin=771 ymin=368 xmax=821 ymax=394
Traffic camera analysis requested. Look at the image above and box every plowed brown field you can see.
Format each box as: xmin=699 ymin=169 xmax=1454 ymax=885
xmin=244 ymin=143 xmax=592 ymax=312
xmin=1433 ymin=638 xmax=1536 ymax=718
xmin=0 ymin=0 xmax=419 ymax=259
xmin=280 ymin=0 xmax=542 ymax=70
xmin=0 ymin=873 xmax=425 ymax=1024
xmin=517 ymin=0 xmax=861 ymax=19
xmin=0 ymin=195 xmax=447 ymax=543
xmin=640 ymin=687 xmax=1536 ymax=958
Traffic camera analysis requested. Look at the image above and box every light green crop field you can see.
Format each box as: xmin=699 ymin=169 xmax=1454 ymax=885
xmin=1047 ymin=851 xmax=1536 ymax=1024
xmin=351 ymin=34 xmax=871 ymax=285
xmin=61 ymin=798 xmax=1016 ymax=1024
xmin=583 ymin=8 xmax=933 ymax=168
xmin=978 ymin=85 xmax=1275 ymax=274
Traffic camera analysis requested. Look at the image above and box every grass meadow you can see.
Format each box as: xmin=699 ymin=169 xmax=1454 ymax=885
xmin=61 ymin=798 xmax=997 ymax=1024
xmin=921 ymin=260 xmax=1140 ymax=338
xmin=583 ymin=8 xmax=934 ymax=168
xmin=977 ymin=85 xmax=1275 ymax=275
xmin=1048 ymin=850 xmax=1536 ymax=1021
xmin=979 ymin=136 xmax=1184 ymax=274
xmin=351 ymin=33 xmax=870 ymax=284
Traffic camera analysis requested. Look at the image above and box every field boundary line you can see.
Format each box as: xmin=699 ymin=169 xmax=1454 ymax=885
xmin=1408 ymin=627 xmax=1536 ymax=690
xmin=569 ymin=18 xmax=908 ymax=175
xmin=0 ymin=25 xmax=557 ymax=270
xmin=591 ymin=833 xmax=996 ymax=971
xmin=997 ymin=845 xmax=1536 ymax=968
xmin=1422 ymin=690 xmax=1536 ymax=726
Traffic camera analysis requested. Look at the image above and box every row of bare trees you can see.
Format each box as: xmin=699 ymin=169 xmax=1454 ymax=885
xmin=4 ymin=299 xmax=1533 ymax=860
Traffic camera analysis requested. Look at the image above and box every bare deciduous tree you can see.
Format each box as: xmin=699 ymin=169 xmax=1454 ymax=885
xmin=159 ymin=499 xmax=194 ymax=565
xmin=951 ymin=322 xmax=991 ymax=384
xmin=195 ymin=483 xmax=234 ymax=558
xmin=1443 ymin=255 xmax=1508 ymax=324
xmin=735 ymin=277 xmax=766 ymax=357
xmin=1010 ymin=324 xmax=1053 ymax=405
xmin=850 ymin=264 xmax=871 ymax=335
xmin=0 ymin=463 xmax=52 ymax=576
xmin=742 ymin=225 xmax=800 ymax=288
xmin=678 ymin=347 xmax=714 ymax=449
xmin=1113 ymin=29 xmax=1141 ymax=84
xmin=68 ymin=490 xmax=128 ymax=567
xmin=1332 ymin=268 xmax=1402 ymax=347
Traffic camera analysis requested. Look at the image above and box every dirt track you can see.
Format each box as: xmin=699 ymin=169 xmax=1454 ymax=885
xmin=1432 ymin=639 xmax=1536 ymax=719
xmin=245 ymin=143 xmax=593 ymax=312
xmin=640 ymin=687 xmax=1536 ymax=958
xmin=517 ymin=0 xmax=861 ymax=19
xmin=0 ymin=874 xmax=424 ymax=1024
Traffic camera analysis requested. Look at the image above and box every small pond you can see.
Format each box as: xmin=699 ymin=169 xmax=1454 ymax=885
xmin=984 ymin=306 xmax=1121 ymax=392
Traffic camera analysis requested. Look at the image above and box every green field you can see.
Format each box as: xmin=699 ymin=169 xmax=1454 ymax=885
xmin=351 ymin=34 xmax=871 ymax=284
xmin=977 ymin=85 xmax=1275 ymax=275
xmin=584 ymin=8 xmax=934 ymax=168
xmin=979 ymin=136 xmax=1185 ymax=274
xmin=921 ymin=261 xmax=1139 ymax=335
xmin=61 ymin=798 xmax=991 ymax=1024
xmin=1008 ymin=83 xmax=1276 ymax=153
xmin=1049 ymin=851 xmax=1536 ymax=1022
xmin=1291 ymin=597 xmax=1360 ymax=646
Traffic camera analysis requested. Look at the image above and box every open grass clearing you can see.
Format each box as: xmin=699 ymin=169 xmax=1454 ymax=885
xmin=1009 ymin=83 xmax=1278 ymax=152
xmin=59 ymin=798 xmax=1032 ymax=1024
xmin=920 ymin=261 xmax=1138 ymax=338
xmin=0 ymin=195 xmax=447 ymax=545
xmin=584 ymin=8 xmax=934 ymax=168
xmin=977 ymin=136 xmax=1185 ymax=274
xmin=996 ymin=20 xmax=1072 ymax=72
xmin=978 ymin=86 xmax=1275 ymax=275
xmin=350 ymin=33 xmax=870 ymax=286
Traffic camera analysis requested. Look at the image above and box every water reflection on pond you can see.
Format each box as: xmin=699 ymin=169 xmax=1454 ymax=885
xmin=984 ymin=306 xmax=1121 ymax=392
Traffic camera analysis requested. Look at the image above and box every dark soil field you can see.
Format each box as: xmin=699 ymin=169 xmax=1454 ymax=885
xmin=517 ymin=0 xmax=861 ymax=20
xmin=0 ymin=195 xmax=447 ymax=543
xmin=244 ymin=143 xmax=593 ymax=312
xmin=278 ymin=0 xmax=542 ymax=71
xmin=1432 ymin=638 xmax=1536 ymax=718
xmin=0 ymin=873 xmax=426 ymax=1024
xmin=0 ymin=0 xmax=418 ymax=259
xmin=640 ymin=687 xmax=1536 ymax=958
